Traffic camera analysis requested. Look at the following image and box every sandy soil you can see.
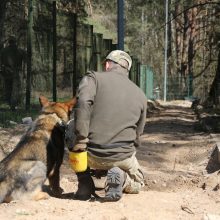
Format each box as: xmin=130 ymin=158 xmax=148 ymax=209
xmin=0 ymin=100 xmax=220 ymax=220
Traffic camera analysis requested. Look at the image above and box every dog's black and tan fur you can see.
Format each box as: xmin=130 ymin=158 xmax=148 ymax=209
xmin=0 ymin=96 xmax=76 ymax=203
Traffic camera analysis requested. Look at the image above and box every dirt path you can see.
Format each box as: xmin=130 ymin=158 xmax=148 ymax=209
xmin=0 ymin=101 xmax=220 ymax=220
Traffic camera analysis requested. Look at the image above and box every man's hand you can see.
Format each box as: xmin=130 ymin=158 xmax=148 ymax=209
xmin=72 ymin=138 xmax=89 ymax=152
xmin=64 ymin=117 xmax=89 ymax=152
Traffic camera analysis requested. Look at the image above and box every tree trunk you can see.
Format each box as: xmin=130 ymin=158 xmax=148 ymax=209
xmin=181 ymin=6 xmax=189 ymax=81
xmin=187 ymin=7 xmax=197 ymax=96
xmin=174 ymin=4 xmax=182 ymax=75
xmin=206 ymin=47 xmax=220 ymax=107
xmin=0 ymin=0 xmax=7 ymax=45
xmin=87 ymin=0 xmax=93 ymax=17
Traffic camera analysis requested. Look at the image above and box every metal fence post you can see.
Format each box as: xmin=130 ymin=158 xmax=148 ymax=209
xmin=26 ymin=0 xmax=33 ymax=110
xmin=52 ymin=1 xmax=57 ymax=101
xmin=72 ymin=13 xmax=77 ymax=96
xmin=117 ymin=0 xmax=124 ymax=50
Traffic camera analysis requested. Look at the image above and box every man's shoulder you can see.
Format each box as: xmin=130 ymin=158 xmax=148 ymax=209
xmin=129 ymin=79 xmax=144 ymax=93
xmin=85 ymin=70 xmax=107 ymax=79
xmin=130 ymin=82 xmax=147 ymax=102
xmin=79 ymin=71 xmax=98 ymax=87
xmin=83 ymin=71 xmax=97 ymax=80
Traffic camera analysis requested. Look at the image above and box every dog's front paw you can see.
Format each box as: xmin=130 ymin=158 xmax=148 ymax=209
xmin=34 ymin=191 xmax=49 ymax=201
xmin=51 ymin=187 xmax=64 ymax=197
xmin=4 ymin=195 xmax=13 ymax=203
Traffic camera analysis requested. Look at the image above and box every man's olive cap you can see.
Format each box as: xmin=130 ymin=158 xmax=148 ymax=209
xmin=106 ymin=50 xmax=132 ymax=71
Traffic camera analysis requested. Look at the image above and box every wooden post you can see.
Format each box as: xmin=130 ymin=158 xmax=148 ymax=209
xmin=93 ymin=33 xmax=103 ymax=71
xmin=85 ymin=24 xmax=93 ymax=72
xmin=52 ymin=1 xmax=57 ymax=101
xmin=136 ymin=62 xmax=141 ymax=87
xmin=26 ymin=0 xmax=33 ymax=110
xmin=132 ymin=58 xmax=137 ymax=84
xmin=72 ymin=13 xmax=77 ymax=96
xmin=111 ymin=44 xmax=117 ymax=50
xmin=102 ymin=39 xmax=112 ymax=61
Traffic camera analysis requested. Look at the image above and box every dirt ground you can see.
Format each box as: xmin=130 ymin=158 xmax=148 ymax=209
xmin=0 ymin=100 xmax=220 ymax=220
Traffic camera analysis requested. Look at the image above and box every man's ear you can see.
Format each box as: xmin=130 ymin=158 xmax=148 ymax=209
xmin=105 ymin=60 xmax=111 ymax=71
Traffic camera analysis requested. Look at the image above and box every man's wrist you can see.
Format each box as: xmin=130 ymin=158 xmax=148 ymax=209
xmin=72 ymin=138 xmax=88 ymax=152
xmin=76 ymin=137 xmax=89 ymax=144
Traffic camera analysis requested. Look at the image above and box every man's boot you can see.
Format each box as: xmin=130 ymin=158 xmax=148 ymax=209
xmin=104 ymin=167 xmax=126 ymax=202
xmin=75 ymin=169 xmax=95 ymax=200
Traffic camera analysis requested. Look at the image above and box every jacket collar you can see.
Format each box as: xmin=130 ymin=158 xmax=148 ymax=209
xmin=106 ymin=65 xmax=129 ymax=76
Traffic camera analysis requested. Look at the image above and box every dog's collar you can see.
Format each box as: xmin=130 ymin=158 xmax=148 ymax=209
xmin=59 ymin=118 xmax=74 ymax=127
xmin=40 ymin=111 xmax=74 ymax=133
xmin=59 ymin=120 xmax=67 ymax=133
xmin=58 ymin=118 xmax=74 ymax=136
xmin=59 ymin=118 xmax=75 ymax=132
xmin=66 ymin=118 xmax=74 ymax=125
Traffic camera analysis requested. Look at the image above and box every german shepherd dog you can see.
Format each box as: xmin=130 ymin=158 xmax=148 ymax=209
xmin=0 ymin=96 xmax=76 ymax=203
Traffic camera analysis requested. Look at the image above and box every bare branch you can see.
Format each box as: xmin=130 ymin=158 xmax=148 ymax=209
xmin=161 ymin=1 xmax=220 ymax=29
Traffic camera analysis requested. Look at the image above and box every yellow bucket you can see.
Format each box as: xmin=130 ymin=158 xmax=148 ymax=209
xmin=69 ymin=151 xmax=88 ymax=172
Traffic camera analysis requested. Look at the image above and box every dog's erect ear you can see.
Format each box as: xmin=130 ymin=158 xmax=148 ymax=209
xmin=65 ymin=97 xmax=77 ymax=112
xmin=39 ymin=95 xmax=49 ymax=107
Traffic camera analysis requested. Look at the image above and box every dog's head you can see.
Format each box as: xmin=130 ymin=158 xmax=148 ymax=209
xmin=39 ymin=95 xmax=76 ymax=122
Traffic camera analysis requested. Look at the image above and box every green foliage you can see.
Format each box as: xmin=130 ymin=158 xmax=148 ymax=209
xmin=86 ymin=1 xmax=117 ymax=42
xmin=1 ymin=0 xmax=219 ymax=104
xmin=56 ymin=0 xmax=88 ymax=20
xmin=86 ymin=17 xmax=117 ymax=42
xmin=87 ymin=0 xmax=220 ymax=102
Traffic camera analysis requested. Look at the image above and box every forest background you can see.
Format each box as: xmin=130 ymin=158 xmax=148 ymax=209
xmin=0 ymin=0 xmax=220 ymax=107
